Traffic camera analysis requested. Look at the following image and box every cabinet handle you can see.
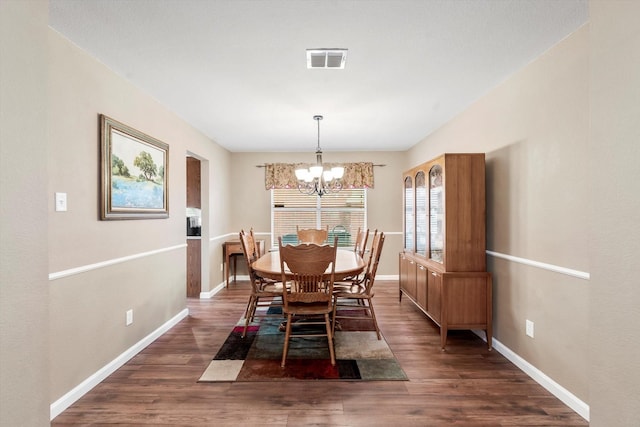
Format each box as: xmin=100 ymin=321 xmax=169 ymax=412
xmin=431 ymin=272 xmax=439 ymax=277
xmin=418 ymin=265 xmax=425 ymax=270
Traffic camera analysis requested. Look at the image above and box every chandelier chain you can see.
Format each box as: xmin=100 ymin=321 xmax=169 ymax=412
xmin=295 ymin=115 xmax=343 ymax=197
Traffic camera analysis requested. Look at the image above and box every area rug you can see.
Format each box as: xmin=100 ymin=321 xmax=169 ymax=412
xmin=198 ymin=306 xmax=407 ymax=382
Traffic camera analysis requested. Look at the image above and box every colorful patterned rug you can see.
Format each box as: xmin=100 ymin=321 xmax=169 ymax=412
xmin=198 ymin=306 xmax=407 ymax=382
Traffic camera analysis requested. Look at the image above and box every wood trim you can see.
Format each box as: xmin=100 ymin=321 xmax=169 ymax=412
xmin=48 ymin=244 xmax=187 ymax=281
xmin=486 ymin=250 xmax=590 ymax=280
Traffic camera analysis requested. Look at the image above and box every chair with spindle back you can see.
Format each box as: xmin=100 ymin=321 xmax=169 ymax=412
xmin=296 ymin=225 xmax=329 ymax=245
xmin=353 ymin=227 xmax=369 ymax=258
xmin=332 ymin=231 xmax=385 ymax=340
xmin=239 ymin=229 xmax=284 ymax=338
xmin=335 ymin=229 xmax=376 ymax=291
xmin=278 ymin=236 xmax=338 ymax=367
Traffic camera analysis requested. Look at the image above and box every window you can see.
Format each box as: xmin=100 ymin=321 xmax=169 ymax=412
xmin=272 ymin=188 xmax=366 ymax=248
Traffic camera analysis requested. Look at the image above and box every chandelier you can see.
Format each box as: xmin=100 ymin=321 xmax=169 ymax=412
xmin=295 ymin=115 xmax=344 ymax=196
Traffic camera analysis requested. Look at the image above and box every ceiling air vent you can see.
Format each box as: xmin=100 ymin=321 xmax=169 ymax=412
xmin=306 ymin=48 xmax=348 ymax=69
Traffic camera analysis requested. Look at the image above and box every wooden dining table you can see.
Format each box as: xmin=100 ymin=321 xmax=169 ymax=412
xmin=252 ymin=248 xmax=366 ymax=281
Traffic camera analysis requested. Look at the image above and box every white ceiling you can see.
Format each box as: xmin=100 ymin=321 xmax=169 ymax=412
xmin=49 ymin=0 xmax=588 ymax=153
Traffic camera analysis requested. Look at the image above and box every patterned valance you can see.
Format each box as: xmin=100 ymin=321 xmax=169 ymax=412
xmin=264 ymin=162 xmax=374 ymax=190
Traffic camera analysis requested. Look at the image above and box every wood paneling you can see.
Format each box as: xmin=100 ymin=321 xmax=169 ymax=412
xmin=186 ymin=239 xmax=201 ymax=297
xmin=186 ymin=156 xmax=201 ymax=208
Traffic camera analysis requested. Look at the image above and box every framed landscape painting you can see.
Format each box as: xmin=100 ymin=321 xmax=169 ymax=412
xmin=100 ymin=114 xmax=169 ymax=220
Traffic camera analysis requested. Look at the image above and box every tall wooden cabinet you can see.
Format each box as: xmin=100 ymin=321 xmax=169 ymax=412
xmin=399 ymin=153 xmax=492 ymax=349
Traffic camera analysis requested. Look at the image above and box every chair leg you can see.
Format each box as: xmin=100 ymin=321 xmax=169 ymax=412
xmin=242 ymin=295 xmax=257 ymax=338
xmin=367 ymin=298 xmax=381 ymax=340
xmin=324 ymin=313 xmax=336 ymax=366
xmin=243 ymin=295 xmax=253 ymax=320
xmin=332 ymin=296 xmax=381 ymax=341
xmin=281 ymin=313 xmax=293 ymax=368
xmin=331 ymin=297 xmax=338 ymax=336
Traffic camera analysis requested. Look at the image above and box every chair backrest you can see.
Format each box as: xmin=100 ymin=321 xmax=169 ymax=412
xmin=239 ymin=229 xmax=262 ymax=291
xmin=249 ymin=228 xmax=262 ymax=257
xmin=363 ymin=231 xmax=385 ymax=292
xmin=278 ymin=236 xmax=337 ymax=308
xmin=363 ymin=229 xmax=378 ymax=268
xmin=296 ymin=225 xmax=329 ymax=245
xmin=353 ymin=227 xmax=369 ymax=258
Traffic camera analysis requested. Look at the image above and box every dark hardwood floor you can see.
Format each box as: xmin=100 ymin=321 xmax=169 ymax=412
xmin=52 ymin=280 xmax=588 ymax=426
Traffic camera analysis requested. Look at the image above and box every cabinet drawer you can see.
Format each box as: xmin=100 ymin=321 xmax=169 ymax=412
xmin=225 ymin=242 xmax=243 ymax=255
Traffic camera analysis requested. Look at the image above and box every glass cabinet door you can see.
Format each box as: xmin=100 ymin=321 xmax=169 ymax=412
xmin=429 ymin=165 xmax=444 ymax=262
xmin=415 ymin=171 xmax=427 ymax=256
xmin=404 ymin=176 xmax=414 ymax=251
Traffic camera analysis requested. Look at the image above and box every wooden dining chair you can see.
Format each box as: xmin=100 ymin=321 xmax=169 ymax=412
xmin=249 ymin=228 xmax=263 ymax=258
xmin=353 ymin=227 xmax=369 ymax=258
xmin=335 ymin=229 xmax=376 ymax=290
xmin=296 ymin=225 xmax=329 ymax=245
xmin=239 ymin=229 xmax=284 ymax=338
xmin=278 ymin=235 xmax=338 ymax=367
xmin=332 ymin=231 xmax=385 ymax=340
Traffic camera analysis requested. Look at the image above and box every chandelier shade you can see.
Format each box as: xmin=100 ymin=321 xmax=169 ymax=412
xmin=295 ymin=115 xmax=344 ymax=196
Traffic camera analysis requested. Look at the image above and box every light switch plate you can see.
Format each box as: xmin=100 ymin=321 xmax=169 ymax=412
xmin=55 ymin=192 xmax=67 ymax=212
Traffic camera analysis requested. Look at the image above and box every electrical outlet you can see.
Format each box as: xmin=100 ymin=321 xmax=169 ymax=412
xmin=220 ymin=263 xmax=224 ymax=272
xmin=126 ymin=309 xmax=133 ymax=326
xmin=526 ymin=319 xmax=534 ymax=338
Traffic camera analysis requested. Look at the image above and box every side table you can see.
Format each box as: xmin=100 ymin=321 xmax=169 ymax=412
xmin=223 ymin=239 xmax=265 ymax=287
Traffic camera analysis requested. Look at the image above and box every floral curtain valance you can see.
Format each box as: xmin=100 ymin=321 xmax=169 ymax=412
xmin=264 ymin=162 xmax=374 ymax=190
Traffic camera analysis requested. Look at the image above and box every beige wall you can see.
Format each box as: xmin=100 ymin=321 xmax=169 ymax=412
xmin=46 ymin=28 xmax=232 ymax=403
xmin=0 ymin=1 xmax=50 ymax=425
xmin=229 ymin=151 xmax=405 ymax=276
xmin=3 ymin=1 xmax=640 ymax=424
xmin=589 ymin=1 xmax=640 ymax=425
xmin=407 ymin=26 xmax=590 ymax=402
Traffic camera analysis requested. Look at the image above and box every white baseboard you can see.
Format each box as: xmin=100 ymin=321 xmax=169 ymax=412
xmin=200 ymin=276 xmax=251 ymax=298
xmin=50 ymin=282 xmax=588 ymax=422
xmin=473 ymin=331 xmax=589 ymax=421
xmin=50 ymin=308 xmax=189 ymax=420
xmin=200 ymin=281 xmax=226 ymax=298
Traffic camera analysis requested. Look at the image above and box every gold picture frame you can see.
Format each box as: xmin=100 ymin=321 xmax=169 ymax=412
xmin=100 ymin=114 xmax=169 ymax=220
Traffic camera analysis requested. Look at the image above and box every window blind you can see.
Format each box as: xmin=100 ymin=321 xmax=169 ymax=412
xmin=272 ymin=188 xmax=366 ymax=248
